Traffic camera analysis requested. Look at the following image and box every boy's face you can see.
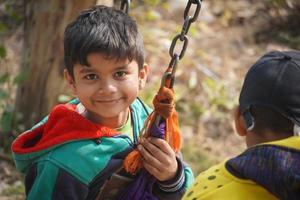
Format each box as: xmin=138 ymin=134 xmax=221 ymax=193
xmin=65 ymin=53 xmax=148 ymax=128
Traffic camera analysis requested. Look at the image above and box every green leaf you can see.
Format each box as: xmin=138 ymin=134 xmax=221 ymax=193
xmin=145 ymin=10 xmax=161 ymax=21
xmin=0 ymin=106 xmax=14 ymax=133
xmin=0 ymin=45 xmax=7 ymax=59
xmin=10 ymin=11 xmax=22 ymax=24
xmin=2 ymin=180 xmax=24 ymax=195
xmin=5 ymin=3 xmax=12 ymax=13
xmin=0 ymin=89 xmax=9 ymax=99
xmin=144 ymin=0 xmax=160 ymax=6
xmin=0 ymin=73 xmax=10 ymax=83
xmin=0 ymin=23 xmax=8 ymax=33
xmin=13 ymin=71 xmax=29 ymax=85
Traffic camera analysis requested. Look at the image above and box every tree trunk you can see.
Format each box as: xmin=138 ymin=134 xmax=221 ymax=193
xmin=16 ymin=0 xmax=96 ymax=129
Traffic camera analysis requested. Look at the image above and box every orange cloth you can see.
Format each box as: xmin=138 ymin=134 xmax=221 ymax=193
xmin=124 ymin=84 xmax=181 ymax=174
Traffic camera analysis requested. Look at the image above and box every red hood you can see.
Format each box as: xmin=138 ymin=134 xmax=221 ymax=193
xmin=12 ymin=104 xmax=118 ymax=154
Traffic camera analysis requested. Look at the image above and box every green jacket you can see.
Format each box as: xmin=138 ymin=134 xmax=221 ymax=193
xmin=12 ymin=98 xmax=194 ymax=200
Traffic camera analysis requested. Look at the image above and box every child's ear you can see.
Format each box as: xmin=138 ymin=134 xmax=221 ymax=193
xmin=64 ymin=69 xmax=77 ymax=95
xmin=138 ymin=63 xmax=149 ymax=90
xmin=234 ymin=106 xmax=248 ymax=137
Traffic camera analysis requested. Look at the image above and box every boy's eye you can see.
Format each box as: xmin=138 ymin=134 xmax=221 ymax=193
xmin=84 ymin=74 xmax=98 ymax=80
xmin=114 ymin=71 xmax=127 ymax=78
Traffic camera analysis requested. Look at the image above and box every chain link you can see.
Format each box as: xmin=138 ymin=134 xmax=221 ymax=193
xmin=168 ymin=54 xmax=179 ymax=88
xmin=169 ymin=35 xmax=188 ymax=59
xmin=184 ymin=0 xmax=201 ymax=23
xmin=120 ymin=0 xmax=130 ymax=14
xmin=118 ymin=0 xmax=202 ymax=89
xmin=169 ymin=0 xmax=202 ymax=62
xmin=180 ymin=16 xmax=192 ymax=40
xmin=167 ymin=0 xmax=202 ymax=88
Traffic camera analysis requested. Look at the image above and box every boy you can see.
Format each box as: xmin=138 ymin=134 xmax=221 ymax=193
xmin=183 ymin=50 xmax=300 ymax=200
xmin=11 ymin=5 xmax=193 ymax=200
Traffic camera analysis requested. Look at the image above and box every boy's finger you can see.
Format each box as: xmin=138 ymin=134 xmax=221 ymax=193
xmin=141 ymin=139 xmax=176 ymax=167
xmin=147 ymin=137 xmax=174 ymax=156
xmin=141 ymin=139 xmax=166 ymax=161
xmin=138 ymin=144 xmax=163 ymax=168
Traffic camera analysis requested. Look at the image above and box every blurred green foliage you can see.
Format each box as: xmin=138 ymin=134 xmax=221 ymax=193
xmin=131 ymin=0 xmax=169 ymax=22
xmin=0 ymin=45 xmax=7 ymax=59
xmin=2 ymin=181 xmax=24 ymax=197
xmin=266 ymin=0 xmax=298 ymax=8
xmin=176 ymin=77 xmax=236 ymax=129
xmin=139 ymin=80 xmax=160 ymax=108
xmin=0 ymin=72 xmax=27 ymax=153
xmin=258 ymin=0 xmax=300 ymax=48
xmin=182 ymin=141 xmax=214 ymax=175
xmin=0 ymin=0 xmax=24 ymax=154
xmin=202 ymin=78 xmax=236 ymax=112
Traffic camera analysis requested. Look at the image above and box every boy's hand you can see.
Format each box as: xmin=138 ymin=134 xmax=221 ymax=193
xmin=138 ymin=137 xmax=178 ymax=181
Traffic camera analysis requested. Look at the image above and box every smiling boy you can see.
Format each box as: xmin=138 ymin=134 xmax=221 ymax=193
xmin=11 ymin=5 xmax=193 ymax=200
xmin=65 ymin=53 xmax=145 ymax=129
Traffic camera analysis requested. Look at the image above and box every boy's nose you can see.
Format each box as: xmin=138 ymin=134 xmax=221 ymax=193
xmin=97 ymin=81 xmax=117 ymax=94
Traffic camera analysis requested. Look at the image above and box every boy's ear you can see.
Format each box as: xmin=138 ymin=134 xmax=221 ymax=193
xmin=138 ymin=63 xmax=149 ymax=90
xmin=234 ymin=106 xmax=248 ymax=137
xmin=64 ymin=69 xmax=77 ymax=95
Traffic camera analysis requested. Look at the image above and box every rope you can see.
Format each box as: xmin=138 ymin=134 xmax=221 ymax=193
xmin=123 ymin=0 xmax=202 ymax=175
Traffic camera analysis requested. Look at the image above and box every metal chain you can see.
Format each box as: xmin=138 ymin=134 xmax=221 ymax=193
xmin=120 ymin=0 xmax=130 ymax=14
xmin=167 ymin=0 xmax=202 ymax=88
xmin=118 ymin=0 xmax=202 ymax=89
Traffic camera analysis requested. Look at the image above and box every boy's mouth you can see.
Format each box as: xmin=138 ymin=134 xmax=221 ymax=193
xmin=95 ymin=97 xmax=124 ymax=104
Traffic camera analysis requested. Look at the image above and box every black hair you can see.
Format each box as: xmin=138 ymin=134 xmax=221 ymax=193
xmin=64 ymin=5 xmax=144 ymax=76
xmin=250 ymin=105 xmax=293 ymax=136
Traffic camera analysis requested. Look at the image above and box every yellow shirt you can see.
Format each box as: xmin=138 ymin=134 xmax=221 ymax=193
xmin=183 ymin=161 xmax=278 ymax=200
xmin=183 ymin=136 xmax=300 ymax=200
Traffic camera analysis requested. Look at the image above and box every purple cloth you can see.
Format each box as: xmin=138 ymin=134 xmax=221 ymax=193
xmin=119 ymin=121 xmax=166 ymax=200
xmin=226 ymin=144 xmax=300 ymax=199
xmin=119 ymin=170 xmax=158 ymax=200
xmin=150 ymin=120 xmax=165 ymax=138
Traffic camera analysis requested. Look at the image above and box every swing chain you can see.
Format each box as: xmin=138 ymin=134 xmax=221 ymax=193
xmin=169 ymin=0 xmax=202 ymax=60
xmin=184 ymin=0 xmax=202 ymax=23
xmin=168 ymin=54 xmax=179 ymax=88
xmin=120 ymin=0 xmax=130 ymax=14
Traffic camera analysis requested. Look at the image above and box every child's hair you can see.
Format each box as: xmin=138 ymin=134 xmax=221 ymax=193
xmin=64 ymin=5 xmax=144 ymax=76
xmin=249 ymin=105 xmax=293 ymax=136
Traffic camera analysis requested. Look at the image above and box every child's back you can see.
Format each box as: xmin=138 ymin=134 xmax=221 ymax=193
xmin=183 ymin=50 xmax=300 ymax=200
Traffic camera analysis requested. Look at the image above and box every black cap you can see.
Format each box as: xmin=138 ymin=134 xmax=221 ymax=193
xmin=239 ymin=50 xmax=300 ymax=130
